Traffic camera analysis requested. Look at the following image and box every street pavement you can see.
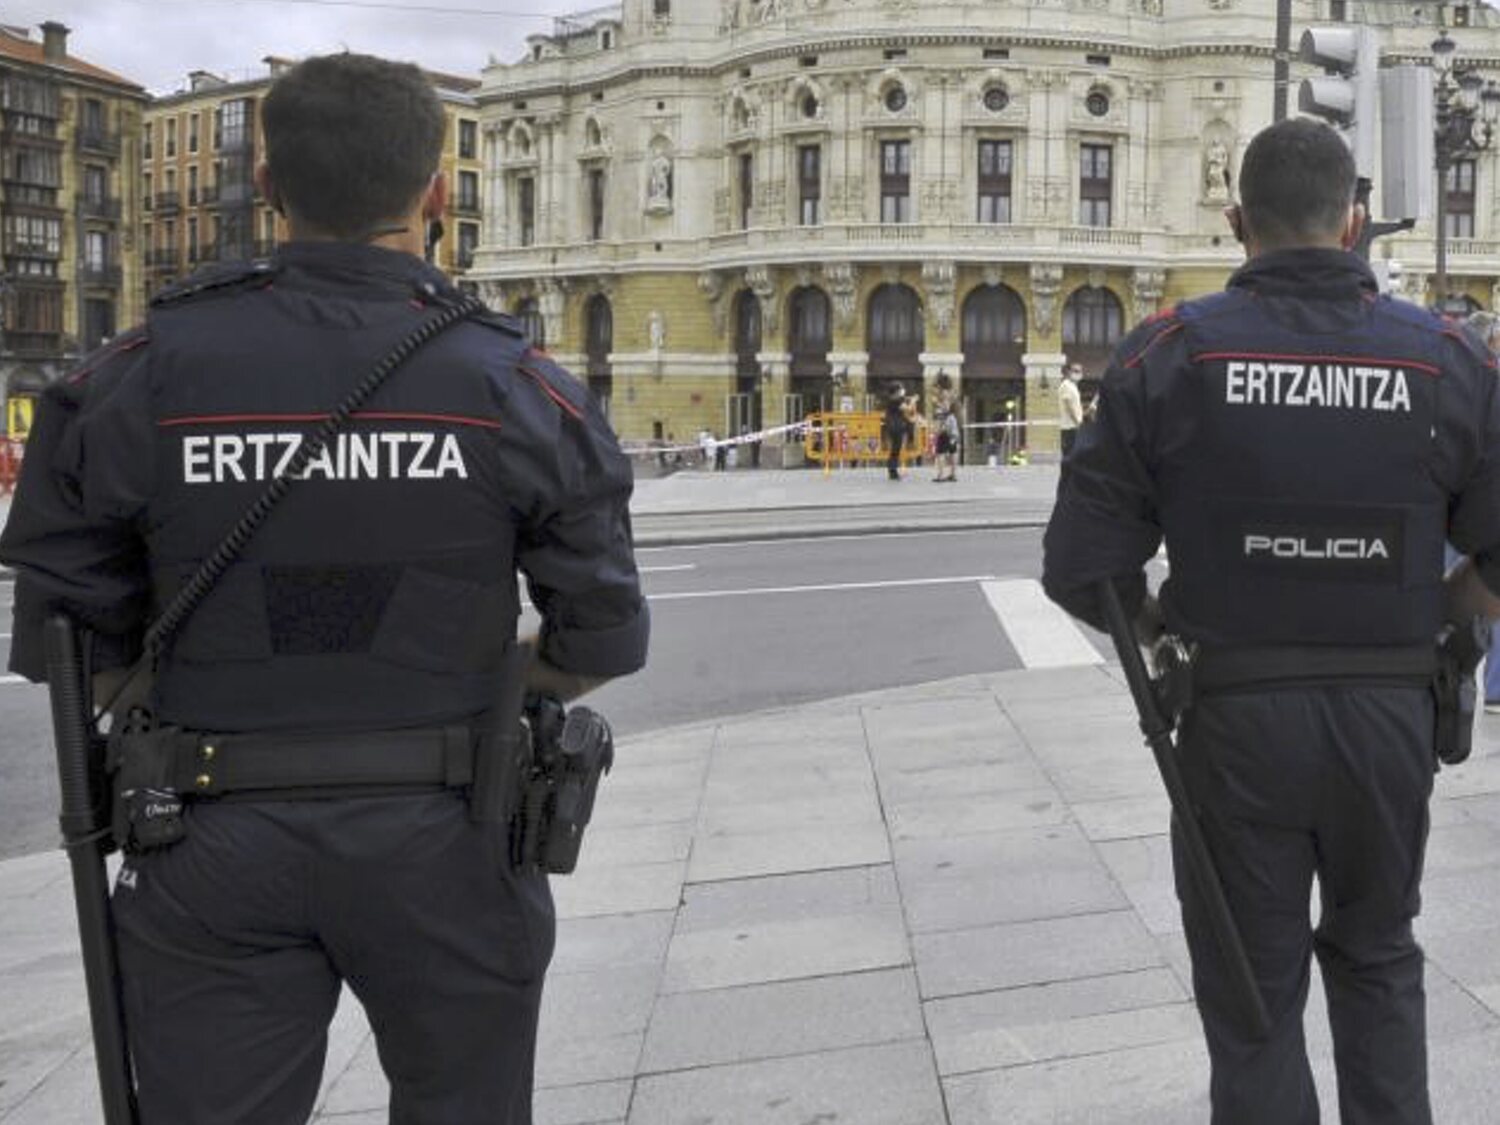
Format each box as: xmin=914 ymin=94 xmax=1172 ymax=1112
xmin=6 ymin=465 xmax=1500 ymax=1123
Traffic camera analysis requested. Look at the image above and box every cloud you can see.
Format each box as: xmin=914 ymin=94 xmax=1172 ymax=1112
xmin=3 ymin=0 xmax=568 ymax=93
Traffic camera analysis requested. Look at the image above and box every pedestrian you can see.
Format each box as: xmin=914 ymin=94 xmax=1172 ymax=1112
xmin=1466 ymin=309 xmax=1500 ymax=713
xmin=1058 ymin=361 xmax=1084 ymax=457
xmin=713 ymin=431 xmax=728 ymax=470
xmin=1043 ymin=118 xmax=1500 ymax=1124
xmin=0 ymin=53 xmax=649 ymax=1125
xmin=883 ymin=384 xmax=909 ymax=479
xmin=932 ymin=391 xmax=960 ymax=482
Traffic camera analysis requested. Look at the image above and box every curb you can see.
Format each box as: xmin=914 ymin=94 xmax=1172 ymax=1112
xmin=633 ymin=515 xmax=1049 ymax=547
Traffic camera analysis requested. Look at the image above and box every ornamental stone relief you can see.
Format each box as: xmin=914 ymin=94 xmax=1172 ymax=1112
xmin=1131 ymin=268 xmax=1166 ymax=318
xmin=824 ymin=262 xmax=860 ymax=328
xmin=922 ymin=261 xmax=957 ymax=334
xmin=1030 ymin=263 xmax=1064 ymax=336
xmin=746 ymin=266 xmax=779 ymax=332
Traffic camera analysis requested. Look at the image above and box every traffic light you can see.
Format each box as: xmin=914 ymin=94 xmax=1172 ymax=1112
xmin=1298 ymin=26 xmax=1379 ymax=179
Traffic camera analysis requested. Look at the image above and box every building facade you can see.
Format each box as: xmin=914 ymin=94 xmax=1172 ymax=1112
xmin=0 ymin=21 xmax=146 ymax=411
xmin=471 ymin=0 xmax=1500 ymax=452
xmin=141 ymin=58 xmax=486 ymax=310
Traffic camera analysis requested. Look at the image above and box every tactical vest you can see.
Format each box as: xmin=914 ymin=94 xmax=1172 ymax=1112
xmin=141 ymin=262 xmax=526 ymax=731
xmin=1162 ymin=291 xmax=1451 ymax=648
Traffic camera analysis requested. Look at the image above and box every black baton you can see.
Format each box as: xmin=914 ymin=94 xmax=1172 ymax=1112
xmin=1097 ymin=582 xmax=1272 ymax=1041
xmin=43 ymin=615 xmax=139 ymax=1124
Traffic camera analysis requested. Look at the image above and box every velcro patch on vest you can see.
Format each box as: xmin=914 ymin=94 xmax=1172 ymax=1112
xmin=1236 ymin=512 xmax=1404 ymax=582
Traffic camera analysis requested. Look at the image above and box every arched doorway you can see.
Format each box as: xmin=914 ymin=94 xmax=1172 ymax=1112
xmin=1061 ymin=286 xmax=1123 ymax=404
xmin=515 ymin=296 xmax=544 ymax=349
xmin=867 ymin=283 xmax=923 ymax=406
xmin=961 ymin=284 xmax=1027 ymax=443
xmin=787 ymin=286 xmax=832 ymax=415
xmin=585 ymin=293 xmax=613 ymax=413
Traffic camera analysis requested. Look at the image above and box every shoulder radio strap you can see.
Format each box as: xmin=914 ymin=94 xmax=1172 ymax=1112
xmin=100 ymin=293 xmax=485 ymax=714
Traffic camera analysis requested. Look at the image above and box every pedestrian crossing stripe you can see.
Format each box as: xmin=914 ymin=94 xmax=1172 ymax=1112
xmin=981 ymin=578 xmax=1104 ymax=668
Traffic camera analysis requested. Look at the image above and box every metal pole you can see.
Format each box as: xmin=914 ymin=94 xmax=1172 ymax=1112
xmin=1273 ymin=0 xmax=1292 ymax=122
xmin=1435 ymin=150 xmax=1449 ymax=308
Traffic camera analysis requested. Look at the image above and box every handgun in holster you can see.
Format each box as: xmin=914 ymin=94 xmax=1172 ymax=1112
xmin=1149 ymin=634 xmax=1196 ymax=727
xmin=1434 ymin=617 xmax=1490 ymax=766
xmin=513 ymin=696 xmax=614 ymax=875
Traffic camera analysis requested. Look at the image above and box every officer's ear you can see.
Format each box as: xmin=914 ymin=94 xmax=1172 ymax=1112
xmin=1224 ymin=203 xmax=1247 ymax=245
xmin=255 ymin=162 xmax=284 ymax=216
xmin=421 ymin=171 xmax=448 ymax=222
xmin=1341 ymin=202 xmax=1367 ymax=252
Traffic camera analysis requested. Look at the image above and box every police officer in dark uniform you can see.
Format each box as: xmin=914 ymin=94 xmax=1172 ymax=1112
xmin=0 ymin=54 xmax=648 ymax=1124
xmin=1043 ymin=119 xmax=1500 ymax=1124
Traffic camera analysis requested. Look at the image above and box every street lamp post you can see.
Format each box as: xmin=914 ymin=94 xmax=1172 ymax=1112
xmin=1431 ymin=28 xmax=1500 ymax=314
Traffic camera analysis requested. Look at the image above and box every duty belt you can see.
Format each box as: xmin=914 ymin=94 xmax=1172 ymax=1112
xmin=165 ymin=724 xmax=477 ymax=798
xmin=1193 ymin=644 xmax=1437 ymax=694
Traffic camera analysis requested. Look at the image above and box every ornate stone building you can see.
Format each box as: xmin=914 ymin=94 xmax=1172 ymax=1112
xmin=472 ymin=0 xmax=1500 ymax=451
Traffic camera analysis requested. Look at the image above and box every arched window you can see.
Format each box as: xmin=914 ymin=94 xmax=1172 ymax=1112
xmin=961 ymin=284 xmax=1028 ymax=430
xmin=787 ymin=286 xmax=833 ymax=410
xmin=867 ymin=284 xmax=924 ymax=393
xmin=961 ymin=285 xmax=1026 ymax=371
xmin=1061 ymin=286 xmax=1123 ymax=377
xmin=734 ymin=289 xmax=762 ymax=378
xmin=515 ymin=297 xmax=544 ymax=349
xmin=585 ymin=293 xmax=613 ymax=409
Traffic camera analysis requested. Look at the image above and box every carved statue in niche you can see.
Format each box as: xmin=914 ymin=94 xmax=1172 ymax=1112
xmin=1203 ymin=138 xmax=1231 ymax=202
xmin=648 ymin=310 xmax=666 ymax=352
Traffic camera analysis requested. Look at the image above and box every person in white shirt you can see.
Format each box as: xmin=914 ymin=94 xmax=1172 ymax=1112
xmin=1058 ymin=362 xmax=1084 ymax=457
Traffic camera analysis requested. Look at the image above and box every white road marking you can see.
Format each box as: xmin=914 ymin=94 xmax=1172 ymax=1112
xmin=0 ymin=674 xmax=29 ymax=686
xmin=647 ymin=574 xmax=996 ymax=602
xmin=981 ymin=578 xmax=1103 ymax=668
xmin=639 ymin=564 xmax=696 ymax=573
xmin=632 ymin=527 xmax=1016 ymax=553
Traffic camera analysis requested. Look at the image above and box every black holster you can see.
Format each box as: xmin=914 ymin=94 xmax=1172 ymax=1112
xmin=511 ymin=697 xmax=614 ymax=875
xmin=1434 ymin=618 xmax=1490 ymax=766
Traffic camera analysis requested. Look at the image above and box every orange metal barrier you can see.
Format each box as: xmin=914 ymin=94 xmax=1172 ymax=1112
xmin=802 ymin=412 xmax=929 ymax=469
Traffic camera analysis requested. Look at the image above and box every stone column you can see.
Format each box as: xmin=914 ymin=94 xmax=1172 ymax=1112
xmin=1022 ymin=351 xmax=1067 ymax=456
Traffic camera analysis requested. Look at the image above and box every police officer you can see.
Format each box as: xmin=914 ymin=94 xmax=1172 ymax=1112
xmin=1043 ymin=118 xmax=1500 ymax=1124
xmin=0 ymin=54 xmax=648 ymax=1124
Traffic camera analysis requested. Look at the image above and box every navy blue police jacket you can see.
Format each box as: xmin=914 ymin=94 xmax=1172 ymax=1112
xmin=0 ymin=242 xmax=649 ymax=731
xmin=1043 ymin=248 xmax=1500 ymax=649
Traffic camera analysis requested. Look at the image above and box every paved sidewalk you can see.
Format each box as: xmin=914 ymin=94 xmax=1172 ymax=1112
xmin=629 ymin=463 xmax=1058 ymax=546
xmin=6 ymin=666 xmax=1500 ymax=1123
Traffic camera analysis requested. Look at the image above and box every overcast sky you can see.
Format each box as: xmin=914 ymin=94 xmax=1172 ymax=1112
xmin=2 ymin=0 xmax=578 ymax=93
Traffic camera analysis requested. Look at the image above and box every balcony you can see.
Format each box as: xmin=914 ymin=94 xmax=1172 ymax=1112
xmin=77 ymin=196 xmax=122 ymax=221
xmin=0 ymin=118 xmax=62 ymax=147
xmin=2 ymin=330 xmax=63 ymax=357
xmin=454 ymin=198 xmax=482 ymax=217
xmin=199 ymin=183 xmax=220 ymax=205
xmin=76 ymin=129 xmax=122 ymax=157
xmin=146 ymin=248 xmax=178 ymax=270
xmin=1 ymin=182 xmax=60 ymax=208
xmin=76 ymin=263 xmax=122 ymax=287
xmin=154 ymin=190 xmax=181 ymax=214
xmin=253 ymin=239 xmax=277 ymax=258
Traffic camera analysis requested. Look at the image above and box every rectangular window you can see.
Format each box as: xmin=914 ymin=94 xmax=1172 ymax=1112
xmin=798 ymin=144 xmax=820 ymax=226
xmin=654 ymin=0 xmax=671 ymax=15
xmin=166 ymin=117 xmax=177 ymax=158
xmin=589 ymin=168 xmax=606 ymax=241
xmin=880 ymin=139 xmax=911 ymax=223
xmin=457 ymin=222 xmax=479 ymax=268
xmin=188 ymin=217 xmax=199 ymax=263
xmin=83 ymin=298 xmax=114 ymax=351
xmin=216 ymin=99 xmax=250 ymax=150
xmin=82 ymin=98 xmax=104 ymax=134
xmin=1445 ymin=158 xmax=1476 ymax=239
xmin=457 ymin=170 xmax=480 ymax=212
xmin=83 ymin=164 xmax=107 ymax=204
xmin=84 ymin=230 xmax=108 ymax=270
xmin=458 ymin=119 xmax=478 ymax=159
xmin=143 ymin=171 xmax=152 ymax=210
xmin=188 ymin=112 xmax=200 ymax=153
xmin=519 ymin=176 xmax=535 ymax=246
xmin=739 ymin=151 xmax=754 ymax=230
xmin=977 ymin=139 xmax=1012 ymax=223
xmin=188 ymin=164 xmax=198 ymax=205
xmin=143 ymin=121 xmax=152 ymax=160
xmin=1079 ymin=142 xmax=1113 ymax=227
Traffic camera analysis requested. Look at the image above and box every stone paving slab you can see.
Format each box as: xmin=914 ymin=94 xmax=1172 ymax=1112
xmin=8 ymin=665 xmax=1500 ymax=1124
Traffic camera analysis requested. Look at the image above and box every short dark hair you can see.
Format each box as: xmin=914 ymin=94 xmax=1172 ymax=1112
xmin=1238 ymin=118 xmax=1356 ymax=248
xmin=261 ymin=53 xmax=445 ymax=239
